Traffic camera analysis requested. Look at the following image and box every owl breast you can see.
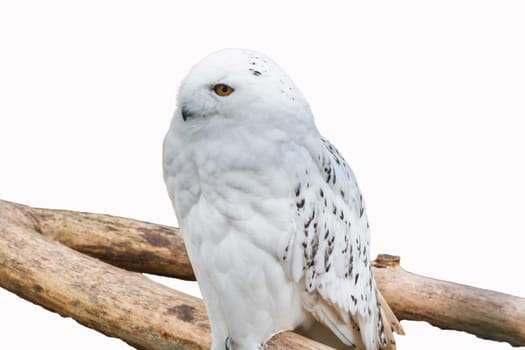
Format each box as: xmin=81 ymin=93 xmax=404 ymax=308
xmin=164 ymin=120 xmax=310 ymax=249
xmin=163 ymin=122 xmax=315 ymax=347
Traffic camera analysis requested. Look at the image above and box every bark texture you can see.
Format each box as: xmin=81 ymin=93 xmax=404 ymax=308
xmin=373 ymin=255 xmax=525 ymax=346
xmin=31 ymin=204 xmax=194 ymax=280
xmin=1 ymin=199 xmax=524 ymax=348
xmin=0 ymin=200 xmax=331 ymax=350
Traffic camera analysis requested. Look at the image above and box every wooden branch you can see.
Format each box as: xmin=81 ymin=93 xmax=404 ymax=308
xmin=1 ymin=199 xmax=525 ymax=347
xmin=30 ymin=202 xmax=194 ymax=280
xmin=0 ymin=200 xmax=332 ymax=350
xmin=372 ymin=255 xmax=525 ymax=347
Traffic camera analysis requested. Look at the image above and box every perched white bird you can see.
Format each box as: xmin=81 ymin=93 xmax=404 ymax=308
xmin=163 ymin=49 xmax=403 ymax=350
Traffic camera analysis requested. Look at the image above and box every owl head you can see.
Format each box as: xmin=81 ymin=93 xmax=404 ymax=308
xmin=174 ymin=49 xmax=314 ymax=129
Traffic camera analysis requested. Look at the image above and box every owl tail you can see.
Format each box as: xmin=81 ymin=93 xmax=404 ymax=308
xmin=376 ymin=291 xmax=404 ymax=350
xmin=302 ymin=292 xmax=366 ymax=349
xmin=302 ymin=291 xmax=404 ymax=350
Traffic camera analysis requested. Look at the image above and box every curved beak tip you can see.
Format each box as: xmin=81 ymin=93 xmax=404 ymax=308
xmin=181 ymin=106 xmax=192 ymax=122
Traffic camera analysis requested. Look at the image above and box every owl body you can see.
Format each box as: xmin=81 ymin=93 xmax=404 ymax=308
xmin=163 ymin=49 xmax=403 ymax=350
xmin=164 ymin=111 xmax=317 ymax=349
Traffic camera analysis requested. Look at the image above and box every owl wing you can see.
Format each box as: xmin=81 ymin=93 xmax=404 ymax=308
xmin=279 ymin=137 xmax=403 ymax=350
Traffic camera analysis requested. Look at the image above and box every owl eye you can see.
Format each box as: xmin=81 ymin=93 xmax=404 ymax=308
xmin=213 ymin=84 xmax=234 ymax=97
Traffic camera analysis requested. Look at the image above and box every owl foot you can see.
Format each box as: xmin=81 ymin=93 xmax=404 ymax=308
xmin=225 ymin=336 xmax=235 ymax=350
xmin=224 ymin=335 xmax=269 ymax=350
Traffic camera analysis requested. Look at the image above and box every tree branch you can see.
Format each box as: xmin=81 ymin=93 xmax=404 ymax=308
xmin=1 ymin=199 xmax=525 ymax=347
xmin=0 ymin=199 xmax=332 ymax=350
xmin=372 ymin=255 xmax=525 ymax=346
xmin=31 ymin=202 xmax=194 ymax=280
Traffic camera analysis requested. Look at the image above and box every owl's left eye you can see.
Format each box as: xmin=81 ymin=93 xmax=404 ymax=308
xmin=213 ymin=84 xmax=234 ymax=97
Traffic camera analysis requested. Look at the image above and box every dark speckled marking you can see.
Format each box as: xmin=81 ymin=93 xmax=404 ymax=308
xmin=325 ymin=263 xmax=331 ymax=272
xmin=311 ymin=234 xmax=319 ymax=260
xmin=304 ymin=211 xmax=315 ymax=228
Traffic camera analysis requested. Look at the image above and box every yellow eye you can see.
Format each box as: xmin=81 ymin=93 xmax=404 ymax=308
xmin=213 ymin=84 xmax=234 ymax=97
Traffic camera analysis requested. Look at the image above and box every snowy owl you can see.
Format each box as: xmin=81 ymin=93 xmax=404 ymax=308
xmin=163 ymin=49 xmax=404 ymax=350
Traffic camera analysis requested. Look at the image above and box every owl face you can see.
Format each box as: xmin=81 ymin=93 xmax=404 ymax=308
xmin=175 ymin=49 xmax=309 ymax=126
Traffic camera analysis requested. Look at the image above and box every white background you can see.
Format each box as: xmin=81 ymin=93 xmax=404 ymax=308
xmin=1 ymin=1 xmax=524 ymax=349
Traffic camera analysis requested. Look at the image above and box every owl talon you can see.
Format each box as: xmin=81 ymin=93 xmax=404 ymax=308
xmin=225 ymin=336 xmax=234 ymax=350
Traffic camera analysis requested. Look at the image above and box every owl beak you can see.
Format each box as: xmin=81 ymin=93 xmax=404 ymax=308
xmin=181 ymin=105 xmax=193 ymax=121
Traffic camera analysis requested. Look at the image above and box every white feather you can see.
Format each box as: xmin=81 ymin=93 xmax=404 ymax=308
xmin=163 ymin=48 xmax=401 ymax=350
